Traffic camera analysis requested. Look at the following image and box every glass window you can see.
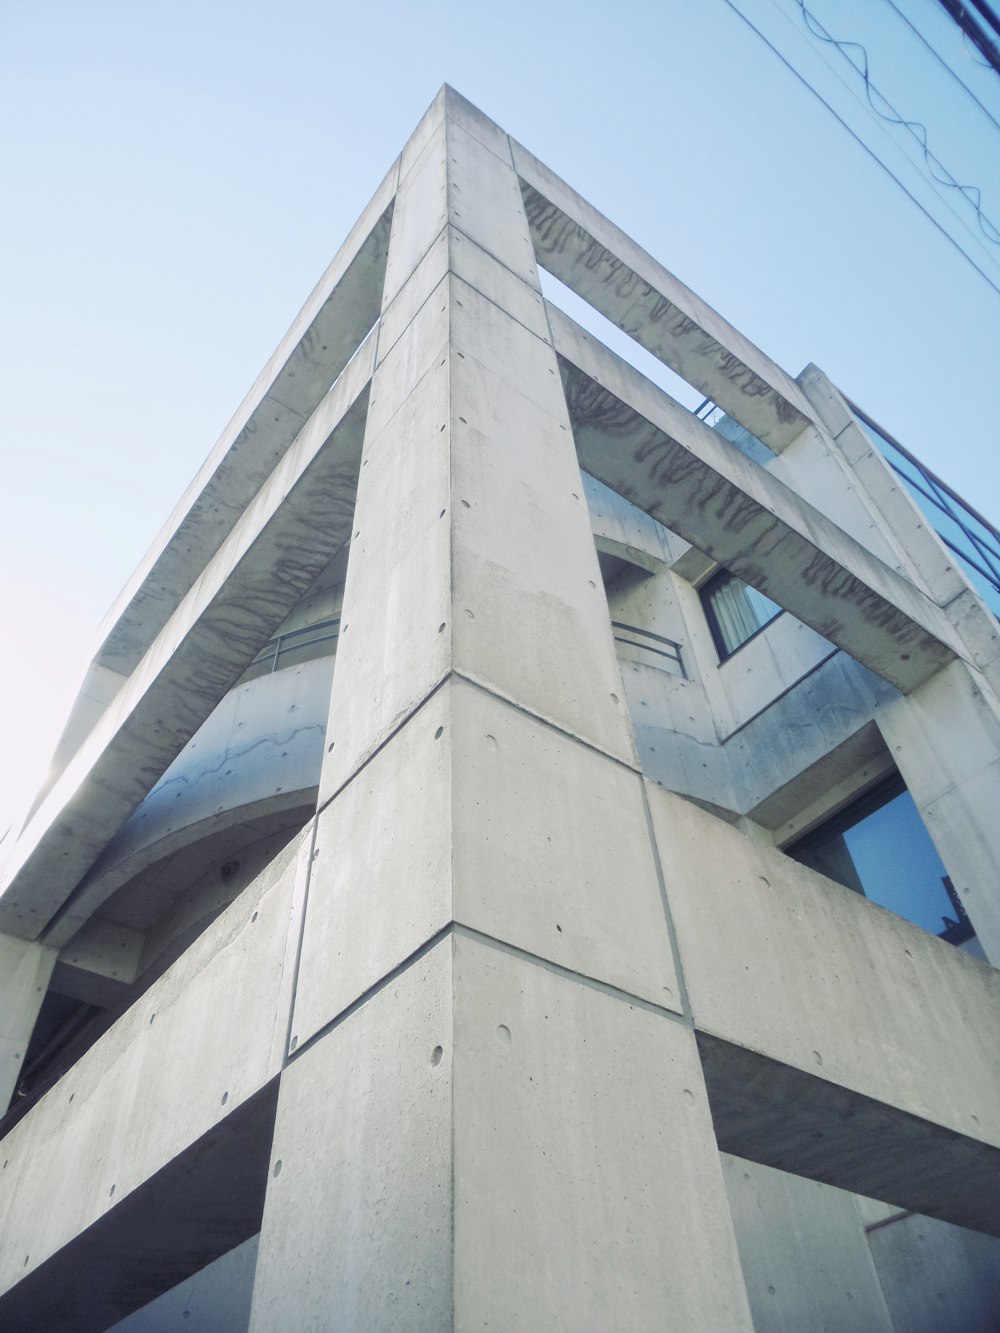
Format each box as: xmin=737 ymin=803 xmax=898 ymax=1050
xmin=701 ymin=570 xmax=781 ymax=659
xmin=786 ymin=774 xmax=973 ymax=945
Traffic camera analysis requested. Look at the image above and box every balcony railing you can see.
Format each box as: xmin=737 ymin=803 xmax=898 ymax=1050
xmin=612 ymin=622 xmax=686 ymax=678
xmin=248 ymin=616 xmax=341 ymax=674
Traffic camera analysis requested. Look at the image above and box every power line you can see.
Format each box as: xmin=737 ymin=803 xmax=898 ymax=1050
xmin=881 ymin=0 xmax=1000 ymax=134
xmin=718 ymin=0 xmax=1000 ymax=300
xmin=968 ymin=0 xmax=1000 ymax=45
xmin=792 ymin=0 xmax=1000 ymax=246
xmin=936 ymin=0 xmax=1000 ymax=75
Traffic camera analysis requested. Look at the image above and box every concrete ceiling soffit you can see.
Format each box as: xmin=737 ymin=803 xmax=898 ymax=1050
xmin=95 ymin=173 xmax=397 ymax=680
xmin=510 ymin=138 xmax=814 ymax=454
xmin=0 ymin=339 xmax=374 ymax=942
xmin=549 ymin=306 xmax=962 ymax=695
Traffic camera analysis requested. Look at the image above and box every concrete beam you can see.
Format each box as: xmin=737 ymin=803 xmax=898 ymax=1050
xmin=702 ymin=1036 xmax=1000 ymax=1237
xmin=511 ymin=139 xmax=815 ymax=451
xmin=0 ymin=934 xmax=55 ymax=1111
xmin=0 ymin=832 xmax=306 ymax=1307
xmin=647 ymin=786 xmax=1000 ymax=1234
xmin=0 ymin=1082 xmax=277 ymax=1333
xmin=551 ymin=306 xmax=963 ymax=692
xmin=93 ymin=168 xmax=395 ymax=680
xmin=0 ymin=339 xmax=372 ymax=939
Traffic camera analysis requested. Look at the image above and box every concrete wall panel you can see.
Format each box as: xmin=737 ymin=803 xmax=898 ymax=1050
xmin=452 ymin=933 xmax=753 ymax=1331
xmin=108 ymin=1236 xmax=259 ymax=1333
xmin=721 ymin=1155 xmax=893 ymax=1332
xmin=0 ymin=933 xmax=55 ymax=1110
xmin=646 ymin=786 xmax=1000 ymax=1152
xmin=866 ymin=1211 xmax=1000 ymax=1331
xmin=0 ymin=833 xmax=308 ymax=1297
xmin=296 ymin=678 xmax=679 ymax=1053
xmin=248 ymin=939 xmax=454 ymax=1333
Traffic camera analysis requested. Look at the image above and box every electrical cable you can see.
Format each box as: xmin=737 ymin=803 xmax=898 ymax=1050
xmin=967 ymin=0 xmax=1000 ymax=44
xmin=774 ymin=0 xmax=1000 ymax=268
xmin=717 ymin=0 xmax=1000 ymax=300
xmin=935 ymin=0 xmax=1000 ymax=76
xmin=881 ymin=0 xmax=1000 ymax=133
xmin=793 ymin=0 xmax=1000 ymax=245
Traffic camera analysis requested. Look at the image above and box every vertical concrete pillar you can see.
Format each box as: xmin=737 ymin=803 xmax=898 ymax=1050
xmin=0 ymin=933 xmax=55 ymax=1112
xmin=247 ymin=88 xmax=752 ymax=1330
xmin=878 ymin=659 xmax=1000 ymax=963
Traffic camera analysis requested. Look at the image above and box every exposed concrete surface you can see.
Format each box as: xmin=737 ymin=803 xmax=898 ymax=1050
xmin=108 ymin=1236 xmax=258 ymax=1332
xmin=294 ymin=678 xmax=679 ymax=1052
xmin=727 ymin=652 xmax=895 ymax=817
xmin=5 ymin=83 xmax=1000 ymax=1330
xmin=0 ymin=343 xmax=371 ymax=940
xmin=646 ymin=788 xmax=1000 ymax=1158
xmin=878 ymin=660 xmax=1000 ymax=961
xmin=715 ymin=614 xmax=835 ymax=730
xmin=552 ymin=307 xmax=963 ymax=693
xmin=253 ymin=933 xmax=754 ymax=1332
xmin=702 ymin=1035 xmax=1000 ymax=1236
xmin=45 ymin=656 xmax=333 ymax=948
xmin=0 ymin=832 xmax=307 ymax=1296
xmin=95 ymin=178 xmax=393 ymax=681
xmin=0 ymin=933 xmax=55 ymax=1110
xmin=865 ymin=1210 xmax=1000 ymax=1331
xmin=248 ymin=938 xmax=455 ymax=1333
xmin=451 ymin=932 xmax=752 ymax=1331
xmin=721 ymin=1155 xmax=894 ymax=1332
xmin=646 ymin=786 xmax=1000 ymax=1230
xmin=0 ymin=1086 xmax=275 ymax=1333
xmin=511 ymin=138 xmax=814 ymax=451
xmin=321 ymin=107 xmax=634 ymax=807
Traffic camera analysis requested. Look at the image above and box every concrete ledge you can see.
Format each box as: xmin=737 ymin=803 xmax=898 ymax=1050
xmin=0 ymin=1082 xmax=276 ymax=1332
xmin=0 ymin=342 xmax=371 ymax=938
xmin=511 ymin=138 xmax=814 ymax=451
xmin=95 ymin=176 xmax=394 ymax=680
xmin=0 ymin=832 xmax=305 ymax=1299
xmin=701 ymin=1036 xmax=1000 ymax=1237
xmin=552 ymin=306 xmax=962 ymax=693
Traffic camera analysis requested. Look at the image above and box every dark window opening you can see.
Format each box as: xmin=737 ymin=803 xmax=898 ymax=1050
xmin=701 ymin=570 xmax=781 ymax=660
xmin=786 ymin=774 xmax=974 ymax=946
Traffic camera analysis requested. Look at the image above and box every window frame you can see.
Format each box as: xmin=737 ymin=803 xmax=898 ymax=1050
xmin=699 ymin=568 xmax=783 ymax=662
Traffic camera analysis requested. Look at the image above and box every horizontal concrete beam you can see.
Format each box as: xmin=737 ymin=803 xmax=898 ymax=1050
xmin=551 ymin=306 xmax=962 ymax=692
xmin=94 ymin=169 xmax=395 ymax=680
xmin=648 ymin=787 xmax=1000 ymax=1235
xmin=0 ymin=340 xmax=373 ymax=939
xmin=0 ymin=835 xmax=304 ymax=1316
xmin=511 ymin=140 xmax=814 ymax=452
xmin=701 ymin=1035 xmax=1000 ymax=1237
xmin=0 ymin=1082 xmax=277 ymax=1332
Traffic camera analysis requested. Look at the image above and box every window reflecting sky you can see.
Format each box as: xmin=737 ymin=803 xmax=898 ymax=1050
xmin=835 ymin=790 xmax=954 ymax=936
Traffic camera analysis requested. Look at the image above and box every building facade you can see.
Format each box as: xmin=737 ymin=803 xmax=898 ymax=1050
xmin=2 ymin=87 xmax=1000 ymax=1330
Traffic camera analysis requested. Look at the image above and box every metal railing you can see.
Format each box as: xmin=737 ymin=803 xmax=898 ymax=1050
xmin=249 ymin=616 xmax=341 ymax=674
xmin=611 ymin=622 xmax=686 ymax=678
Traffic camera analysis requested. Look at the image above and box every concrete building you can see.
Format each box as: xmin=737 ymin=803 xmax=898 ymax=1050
xmin=2 ymin=86 xmax=1000 ymax=1330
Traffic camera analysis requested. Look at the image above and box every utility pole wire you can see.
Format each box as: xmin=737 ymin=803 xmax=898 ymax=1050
xmin=882 ymin=0 xmax=1000 ymax=133
xmin=717 ymin=0 xmax=1000 ymax=300
xmin=792 ymin=0 xmax=1000 ymax=246
xmin=935 ymin=0 xmax=1000 ymax=76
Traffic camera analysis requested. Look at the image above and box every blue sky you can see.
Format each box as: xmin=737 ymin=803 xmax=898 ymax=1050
xmin=1 ymin=0 xmax=998 ymax=823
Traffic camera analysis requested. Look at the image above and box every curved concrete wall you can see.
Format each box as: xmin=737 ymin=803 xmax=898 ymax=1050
xmin=79 ymin=657 xmax=335 ymax=914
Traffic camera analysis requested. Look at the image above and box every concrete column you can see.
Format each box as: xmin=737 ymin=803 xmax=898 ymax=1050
xmin=878 ymin=659 xmax=1000 ymax=963
xmin=246 ymin=88 xmax=753 ymax=1331
xmin=0 ymin=932 xmax=55 ymax=1111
